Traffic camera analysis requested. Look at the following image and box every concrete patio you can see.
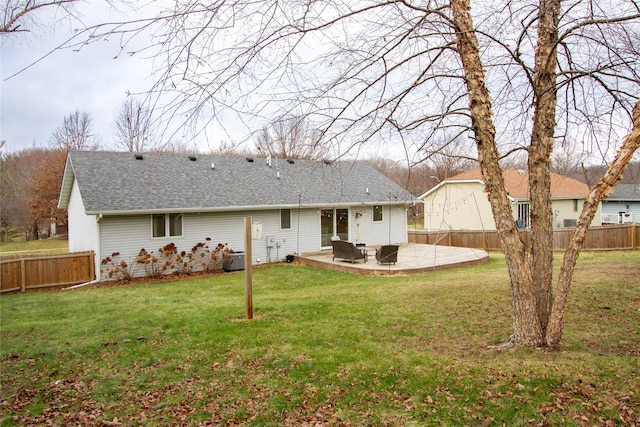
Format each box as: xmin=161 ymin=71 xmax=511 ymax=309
xmin=296 ymin=243 xmax=490 ymax=275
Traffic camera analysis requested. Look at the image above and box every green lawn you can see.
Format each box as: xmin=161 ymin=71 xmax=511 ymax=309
xmin=1 ymin=251 xmax=638 ymax=426
xmin=0 ymin=238 xmax=68 ymax=256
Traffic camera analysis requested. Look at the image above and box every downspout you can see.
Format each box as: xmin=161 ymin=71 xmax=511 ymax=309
xmin=63 ymin=279 xmax=100 ymax=290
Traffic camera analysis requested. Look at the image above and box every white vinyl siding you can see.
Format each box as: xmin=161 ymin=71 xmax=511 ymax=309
xmin=423 ymin=182 xmax=496 ymax=231
xmin=602 ymin=201 xmax=638 ymax=224
xmin=97 ymin=208 xmax=324 ymax=276
xmin=99 ymin=216 xmax=154 ymax=279
xmin=422 ymin=181 xmax=601 ymax=231
xmin=355 ymin=205 xmax=407 ymax=245
xmin=67 ymin=180 xmax=100 ymax=278
xmin=551 ymin=198 xmax=600 ymax=228
xmin=67 ymin=180 xmax=98 ymax=253
xmin=95 ymin=204 xmax=408 ymax=281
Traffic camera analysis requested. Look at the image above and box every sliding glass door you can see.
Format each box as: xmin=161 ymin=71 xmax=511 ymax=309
xmin=321 ymin=208 xmax=349 ymax=247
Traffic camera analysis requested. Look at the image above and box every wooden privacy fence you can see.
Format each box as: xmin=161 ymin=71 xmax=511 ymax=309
xmin=409 ymin=224 xmax=638 ymax=251
xmin=0 ymin=251 xmax=95 ymax=293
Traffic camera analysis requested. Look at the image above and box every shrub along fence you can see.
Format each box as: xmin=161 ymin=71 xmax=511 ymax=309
xmin=409 ymin=223 xmax=638 ymax=251
xmin=0 ymin=251 xmax=95 ymax=293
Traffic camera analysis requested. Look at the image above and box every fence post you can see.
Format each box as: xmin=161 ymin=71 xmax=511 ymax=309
xmin=631 ymin=223 xmax=637 ymax=249
xmin=89 ymin=251 xmax=96 ymax=281
xmin=20 ymin=259 xmax=26 ymax=292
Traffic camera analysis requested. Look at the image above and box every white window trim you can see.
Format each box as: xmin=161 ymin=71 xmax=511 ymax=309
xmin=151 ymin=213 xmax=184 ymax=239
xmin=280 ymin=209 xmax=292 ymax=230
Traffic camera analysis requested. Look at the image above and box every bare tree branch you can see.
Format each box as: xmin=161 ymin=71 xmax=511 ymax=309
xmin=1 ymin=0 xmax=77 ymax=33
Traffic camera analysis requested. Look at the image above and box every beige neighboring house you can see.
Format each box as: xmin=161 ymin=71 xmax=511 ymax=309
xmin=419 ymin=169 xmax=601 ymax=231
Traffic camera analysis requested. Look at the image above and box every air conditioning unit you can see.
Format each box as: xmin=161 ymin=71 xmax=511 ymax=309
xmin=223 ymin=252 xmax=245 ymax=272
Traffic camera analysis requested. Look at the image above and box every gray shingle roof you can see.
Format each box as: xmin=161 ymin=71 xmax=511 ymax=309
xmin=605 ymin=183 xmax=640 ymax=201
xmin=60 ymin=151 xmax=415 ymax=214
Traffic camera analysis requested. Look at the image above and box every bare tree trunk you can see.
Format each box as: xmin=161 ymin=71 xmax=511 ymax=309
xmin=30 ymin=221 xmax=38 ymax=241
xmin=451 ymin=0 xmax=545 ymax=347
xmin=528 ymin=0 xmax=561 ymax=336
xmin=547 ymin=99 xmax=640 ymax=348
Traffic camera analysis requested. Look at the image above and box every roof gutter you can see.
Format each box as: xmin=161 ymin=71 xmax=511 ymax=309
xmin=85 ymin=200 xmax=412 ymax=216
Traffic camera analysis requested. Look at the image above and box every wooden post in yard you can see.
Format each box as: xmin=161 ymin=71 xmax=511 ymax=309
xmin=245 ymin=216 xmax=253 ymax=320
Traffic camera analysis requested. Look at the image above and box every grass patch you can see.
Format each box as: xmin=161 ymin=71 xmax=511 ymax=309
xmin=0 ymin=238 xmax=69 ymax=256
xmin=1 ymin=251 xmax=638 ymax=425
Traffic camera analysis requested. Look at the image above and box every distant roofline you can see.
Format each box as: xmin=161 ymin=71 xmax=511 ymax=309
xmin=419 ymin=170 xmax=590 ymax=200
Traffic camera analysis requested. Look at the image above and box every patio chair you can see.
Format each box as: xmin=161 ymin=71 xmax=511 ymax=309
xmin=375 ymin=244 xmax=399 ymax=265
xmin=332 ymin=240 xmax=367 ymax=263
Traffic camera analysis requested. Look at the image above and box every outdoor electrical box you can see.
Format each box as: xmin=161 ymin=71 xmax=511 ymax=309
xmin=252 ymin=222 xmax=263 ymax=240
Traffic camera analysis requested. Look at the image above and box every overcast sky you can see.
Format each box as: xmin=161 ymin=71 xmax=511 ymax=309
xmin=2 ymin=1 xmax=636 ymax=167
xmin=1 ymin=2 xmax=162 ymax=154
xmin=0 ymin=1 xmax=414 ymax=161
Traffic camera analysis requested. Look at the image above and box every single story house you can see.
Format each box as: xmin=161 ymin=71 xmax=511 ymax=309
xmin=58 ymin=151 xmax=415 ymax=280
xmin=601 ymin=183 xmax=640 ymax=224
xmin=419 ymin=169 xmax=601 ymax=231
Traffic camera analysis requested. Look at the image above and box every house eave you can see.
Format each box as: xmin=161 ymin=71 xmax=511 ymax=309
xmin=419 ymin=176 xmax=591 ymax=202
xmin=84 ymin=200 xmax=410 ymax=216
xmin=419 ymin=179 xmax=520 ymax=202
xmin=58 ymin=153 xmax=75 ymax=209
xmin=418 ymin=179 xmax=485 ymax=199
xmin=604 ymin=198 xmax=640 ymax=202
xmin=550 ymin=195 xmax=589 ymax=200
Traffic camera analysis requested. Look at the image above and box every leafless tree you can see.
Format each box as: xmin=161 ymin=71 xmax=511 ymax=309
xmin=50 ymin=110 xmax=99 ymax=151
xmin=208 ymin=140 xmax=252 ymax=156
xmin=44 ymin=0 xmax=640 ymax=349
xmin=1 ymin=0 xmax=78 ymax=33
xmin=420 ymin=138 xmax=477 ymax=181
xmin=113 ymin=98 xmax=154 ymax=152
xmin=551 ymin=140 xmax=588 ymax=177
xmin=366 ymin=158 xmax=430 ymax=199
xmin=255 ymin=116 xmax=327 ymax=160
xmin=150 ymin=140 xmax=192 ymax=154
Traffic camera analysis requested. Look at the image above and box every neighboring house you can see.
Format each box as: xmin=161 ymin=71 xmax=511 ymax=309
xmin=419 ymin=169 xmax=601 ymax=231
xmin=58 ymin=151 xmax=414 ymax=280
xmin=601 ymin=183 xmax=640 ymax=224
